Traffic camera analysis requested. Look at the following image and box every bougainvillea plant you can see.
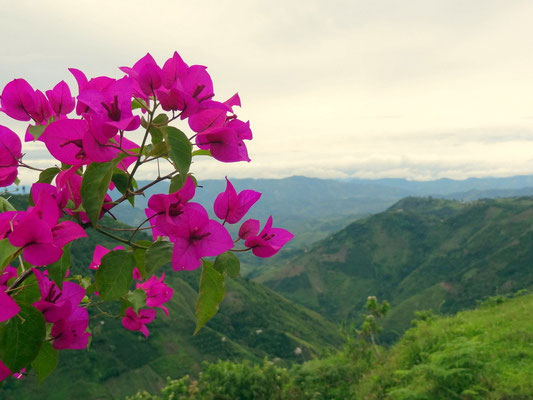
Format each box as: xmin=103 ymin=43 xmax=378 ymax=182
xmin=0 ymin=52 xmax=293 ymax=383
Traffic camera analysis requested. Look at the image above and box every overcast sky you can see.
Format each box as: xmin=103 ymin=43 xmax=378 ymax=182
xmin=2 ymin=0 xmax=533 ymax=182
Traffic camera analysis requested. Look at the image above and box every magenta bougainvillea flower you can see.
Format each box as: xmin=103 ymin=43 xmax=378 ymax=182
xmin=120 ymin=53 xmax=163 ymax=99
xmin=40 ymin=119 xmax=89 ymax=165
xmin=50 ymin=306 xmax=91 ymax=350
xmin=69 ymin=68 xmax=115 ymax=115
xmin=0 ymin=125 xmax=22 ymax=187
xmin=161 ymin=51 xmax=188 ymax=90
xmin=0 ymin=290 xmax=20 ymax=322
xmin=168 ymin=203 xmax=233 ymax=270
xmin=188 ymin=93 xmax=240 ymax=134
xmin=46 ymin=80 xmax=75 ymax=117
xmin=136 ymin=273 xmax=173 ymax=316
xmin=238 ymin=218 xmax=261 ymax=240
xmin=214 ymin=177 xmax=261 ymax=224
xmin=77 ymin=76 xmax=140 ymax=132
xmin=145 ymin=176 xmax=196 ymax=238
xmin=8 ymin=196 xmax=87 ymax=266
xmin=31 ymin=90 xmax=53 ymax=125
xmin=32 ymin=268 xmax=85 ymax=323
xmin=0 ymin=79 xmax=37 ymax=121
xmin=30 ymin=183 xmax=64 ymax=226
xmin=41 ymin=117 xmax=139 ymax=166
xmin=154 ymin=52 xmax=216 ymax=119
xmin=195 ymin=119 xmax=252 ymax=162
xmin=242 ymin=216 xmax=294 ymax=258
xmin=32 ymin=268 xmax=90 ymax=350
xmin=122 ymin=307 xmax=156 ymax=338
xmin=0 ymin=52 xmax=295 ymax=382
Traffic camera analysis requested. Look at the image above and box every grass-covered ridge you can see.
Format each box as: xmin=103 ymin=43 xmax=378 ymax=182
xmin=356 ymin=292 xmax=533 ymax=399
xmin=128 ymin=291 xmax=533 ymax=399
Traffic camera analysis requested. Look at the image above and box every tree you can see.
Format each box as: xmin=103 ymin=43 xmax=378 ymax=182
xmin=0 ymin=51 xmax=292 ymax=384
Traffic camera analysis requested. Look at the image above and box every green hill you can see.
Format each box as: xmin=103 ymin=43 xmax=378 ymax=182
xmin=126 ymin=292 xmax=533 ymax=399
xmin=356 ymin=292 xmax=533 ymax=399
xmin=0 ymin=196 xmax=341 ymax=400
xmin=257 ymin=196 xmax=533 ymax=340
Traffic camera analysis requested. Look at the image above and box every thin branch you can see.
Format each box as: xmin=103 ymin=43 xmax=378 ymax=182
xmin=6 ymin=268 xmax=33 ymax=293
xmin=95 ymin=226 xmax=148 ymax=250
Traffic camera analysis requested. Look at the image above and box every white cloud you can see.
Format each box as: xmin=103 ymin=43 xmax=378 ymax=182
xmin=3 ymin=1 xmax=533 ymax=183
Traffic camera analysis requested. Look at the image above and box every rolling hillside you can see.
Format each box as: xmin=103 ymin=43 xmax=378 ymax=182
xmin=257 ymin=196 xmax=533 ymax=341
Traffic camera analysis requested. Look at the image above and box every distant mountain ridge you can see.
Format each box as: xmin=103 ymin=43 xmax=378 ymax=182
xmin=110 ymin=175 xmax=533 ymax=252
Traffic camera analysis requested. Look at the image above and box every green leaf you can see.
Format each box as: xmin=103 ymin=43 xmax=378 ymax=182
xmin=132 ymin=240 xmax=152 ymax=279
xmin=47 ymin=243 xmax=71 ymax=288
xmin=95 ymin=250 xmax=136 ymax=301
xmin=192 ymin=149 xmax=212 ymax=157
xmin=37 ymin=167 xmax=61 ymax=184
xmin=0 ymin=302 xmax=46 ymax=372
xmin=145 ymin=241 xmax=173 ymax=277
xmin=149 ymin=126 xmax=163 ymax=144
xmin=140 ymin=116 xmax=148 ymax=129
xmin=31 ymin=341 xmax=58 ymax=383
xmin=112 ymin=170 xmax=136 ymax=207
xmin=85 ymin=283 xmax=97 ymax=296
xmin=131 ymin=98 xmax=147 ymax=110
xmin=81 ymin=156 xmax=125 ymax=226
xmin=0 ymin=197 xmax=16 ymax=212
xmin=122 ymin=289 xmax=147 ymax=313
xmin=214 ymin=251 xmax=241 ymax=278
xmin=164 ymin=126 xmax=192 ymax=177
xmin=152 ymin=113 xmax=169 ymax=125
xmin=0 ymin=238 xmax=18 ymax=269
xmin=12 ymin=274 xmax=40 ymax=304
xmin=27 ymin=125 xmax=46 ymax=140
xmin=194 ymin=261 xmax=226 ymax=335
xmin=147 ymin=141 xmax=168 ymax=158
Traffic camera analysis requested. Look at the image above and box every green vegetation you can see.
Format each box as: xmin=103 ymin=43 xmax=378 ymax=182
xmin=0 ymin=266 xmax=341 ymax=399
xmin=0 ymin=195 xmax=341 ymax=400
xmin=258 ymin=196 xmax=533 ymax=341
xmin=6 ymin=192 xmax=533 ymax=399
xmin=127 ymin=291 xmax=533 ymax=399
xmin=356 ymin=291 xmax=533 ymax=399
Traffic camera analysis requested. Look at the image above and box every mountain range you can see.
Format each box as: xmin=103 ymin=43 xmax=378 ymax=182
xmin=256 ymin=196 xmax=533 ymax=341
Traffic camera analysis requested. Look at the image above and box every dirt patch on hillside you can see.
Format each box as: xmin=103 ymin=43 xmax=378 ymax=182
xmin=320 ymin=248 xmax=348 ymax=263
xmin=439 ymin=281 xmax=456 ymax=293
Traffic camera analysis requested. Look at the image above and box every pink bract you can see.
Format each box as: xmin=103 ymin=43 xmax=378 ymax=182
xmin=243 ymin=216 xmax=294 ymax=258
xmin=46 ymin=80 xmax=75 ymax=116
xmin=51 ymin=306 xmax=91 ymax=350
xmin=0 ymin=125 xmax=22 ymax=187
xmin=214 ymin=177 xmax=261 ymax=224
xmin=0 ymin=360 xmax=11 ymax=382
xmin=0 ymin=290 xmax=20 ymax=322
xmin=136 ymin=273 xmax=173 ymax=316
xmin=168 ymin=203 xmax=233 ymax=270
xmin=0 ymin=79 xmax=37 ymax=121
xmin=122 ymin=307 xmax=156 ymax=338
xmin=146 ymin=176 xmax=196 ymax=238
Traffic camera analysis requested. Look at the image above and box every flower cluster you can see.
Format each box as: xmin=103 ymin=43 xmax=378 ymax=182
xmin=0 ymin=51 xmax=293 ymax=383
